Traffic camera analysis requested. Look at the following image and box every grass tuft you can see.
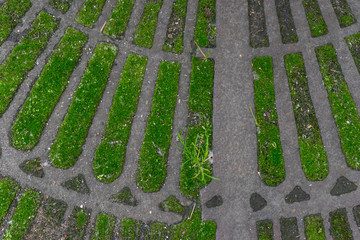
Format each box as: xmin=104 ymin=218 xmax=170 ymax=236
xmin=315 ymin=44 xmax=360 ymax=170
xmin=75 ymin=0 xmax=106 ymax=28
xmin=134 ymin=0 xmax=163 ymax=48
xmin=284 ymin=53 xmax=328 ymax=181
xmin=195 ymin=0 xmax=216 ymax=47
xmin=304 ymin=214 xmax=326 ymax=240
xmin=302 ymin=0 xmax=328 ymax=37
xmin=0 ymin=11 xmax=58 ymax=116
xmin=330 ymin=0 xmax=356 ymax=28
xmin=49 ymin=43 xmax=117 ymax=169
xmin=11 ymin=27 xmax=87 ymax=150
xmin=252 ymin=56 xmax=285 ymax=186
xmin=91 ymin=213 xmax=116 ymax=240
xmin=256 ymin=219 xmax=273 ymax=240
xmin=103 ymin=0 xmax=135 ymax=39
xmin=93 ymin=54 xmax=147 ymax=183
xmin=0 ymin=178 xmax=19 ymax=225
xmin=159 ymin=195 xmax=185 ymax=213
xmin=137 ymin=61 xmax=180 ymax=192
xmin=65 ymin=207 xmax=91 ymax=240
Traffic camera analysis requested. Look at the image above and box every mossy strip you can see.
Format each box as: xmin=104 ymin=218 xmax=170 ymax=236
xmin=330 ymin=0 xmax=356 ymax=28
xmin=256 ymin=219 xmax=273 ymax=240
xmin=315 ymin=44 xmax=360 ymax=170
xmin=11 ymin=27 xmax=87 ymax=151
xmin=0 ymin=0 xmax=31 ymax=46
xmin=275 ymin=0 xmax=298 ymax=44
xmin=119 ymin=218 xmax=143 ymax=239
xmin=65 ymin=207 xmax=91 ymax=240
xmin=0 ymin=11 xmax=58 ymax=116
xmin=304 ymin=214 xmax=326 ymax=240
xmin=93 ymin=54 xmax=147 ymax=183
xmin=195 ymin=0 xmax=216 ymax=47
xmin=137 ymin=61 xmax=180 ymax=192
xmin=147 ymin=222 xmax=169 ymax=240
xmin=252 ymin=56 xmax=285 ymax=186
xmin=170 ymin=204 xmax=216 ymax=239
xmin=103 ymin=0 xmax=135 ymax=39
xmin=159 ymin=195 xmax=184 ymax=213
xmin=44 ymin=197 xmax=67 ymax=226
xmin=49 ymin=43 xmax=117 ymax=169
xmin=329 ymin=208 xmax=353 ymax=240
xmin=180 ymin=57 xmax=214 ymax=199
xmin=353 ymin=205 xmax=360 ymax=227
xmin=163 ymin=0 xmax=188 ymax=53
xmin=248 ymin=0 xmax=269 ymax=48
xmin=0 ymin=178 xmax=19 ymax=225
xmin=75 ymin=0 xmax=106 ymax=28
xmin=284 ymin=53 xmax=328 ymax=181
xmin=134 ymin=0 xmax=163 ymax=48
xmin=3 ymin=189 xmax=42 ymax=240
xmin=90 ymin=213 xmax=116 ymax=240
xmin=19 ymin=158 xmax=44 ymax=178
xmin=302 ymin=0 xmax=328 ymax=37
xmin=346 ymin=32 xmax=360 ymax=75
xmin=49 ymin=0 xmax=73 ymax=13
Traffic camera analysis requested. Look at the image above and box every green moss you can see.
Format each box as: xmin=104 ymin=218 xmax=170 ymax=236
xmin=252 ymin=56 xmax=285 ymax=186
xmin=195 ymin=0 xmax=216 ymax=47
xmin=284 ymin=53 xmax=328 ymax=181
xmin=3 ymin=189 xmax=42 ymax=240
xmin=49 ymin=0 xmax=73 ymax=13
xmin=0 ymin=11 xmax=58 ymax=116
xmin=346 ymin=32 xmax=360 ymax=74
xmin=91 ymin=213 xmax=116 ymax=240
xmin=0 ymin=0 xmax=31 ymax=46
xmin=180 ymin=57 xmax=214 ymax=199
xmin=49 ymin=43 xmax=117 ymax=169
xmin=329 ymin=208 xmax=353 ymax=240
xmin=11 ymin=28 xmax=87 ymax=150
xmin=75 ymin=0 xmax=106 ymax=28
xmin=103 ymin=0 xmax=135 ymax=39
xmin=137 ymin=61 xmax=180 ymax=192
xmin=93 ymin=54 xmax=147 ymax=183
xmin=302 ymin=0 xmax=328 ymax=37
xmin=330 ymin=0 xmax=356 ymax=28
xmin=159 ymin=195 xmax=185 ymax=213
xmin=0 ymin=178 xmax=19 ymax=225
xmin=304 ymin=214 xmax=326 ymax=240
xmin=110 ymin=187 xmax=137 ymax=206
xmin=44 ymin=197 xmax=67 ymax=226
xmin=62 ymin=174 xmax=90 ymax=194
xmin=162 ymin=0 xmax=188 ymax=54
xmin=134 ymin=0 xmax=163 ymax=48
xmin=170 ymin=203 xmax=216 ymax=240
xmin=19 ymin=158 xmax=44 ymax=178
xmin=315 ymin=44 xmax=360 ymax=170
xmin=147 ymin=222 xmax=169 ymax=240
xmin=256 ymin=220 xmax=273 ymax=240
xmin=66 ymin=207 xmax=91 ymax=240
xmin=119 ymin=218 xmax=143 ymax=239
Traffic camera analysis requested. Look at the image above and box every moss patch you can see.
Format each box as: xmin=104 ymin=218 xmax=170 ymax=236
xmin=284 ymin=52 xmax=328 ymax=181
xmin=19 ymin=158 xmax=44 ymax=178
xmin=134 ymin=0 xmax=163 ymax=48
xmin=110 ymin=187 xmax=137 ymax=206
xmin=49 ymin=0 xmax=73 ymax=13
xmin=256 ymin=219 xmax=273 ymax=240
xmin=93 ymin=54 xmax=147 ymax=183
xmin=91 ymin=213 xmax=116 ymax=240
xmin=0 ymin=178 xmax=19 ymax=225
xmin=315 ymin=44 xmax=360 ymax=170
xmin=330 ymin=0 xmax=356 ymax=28
xmin=195 ymin=0 xmax=216 ymax=47
xmin=0 ymin=11 xmax=58 ymax=116
xmin=0 ymin=0 xmax=31 ymax=46
xmin=75 ymin=0 xmax=106 ymax=28
xmin=329 ymin=208 xmax=353 ymax=240
xmin=248 ymin=0 xmax=269 ymax=48
xmin=49 ymin=43 xmax=117 ymax=169
xmin=346 ymin=32 xmax=360 ymax=75
xmin=62 ymin=174 xmax=90 ymax=194
xmin=159 ymin=195 xmax=185 ymax=213
xmin=65 ymin=207 xmax=91 ymax=240
xmin=119 ymin=218 xmax=144 ymax=239
xmin=103 ymin=0 xmax=135 ymax=39
xmin=302 ymin=0 xmax=328 ymax=37
xmin=252 ymin=56 xmax=285 ymax=186
xmin=137 ymin=61 xmax=180 ymax=192
xmin=180 ymin=57 xmax=214 ymax=199
xmin=3 ymin=189 xmax=42 ymax=240
xmin=11 ymin=27 xmax=87 ymax=150
xmin=304 ymin=214 xmax=326 ymax=240
xmin=163 ymin=0 xmax=188 ymax=53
